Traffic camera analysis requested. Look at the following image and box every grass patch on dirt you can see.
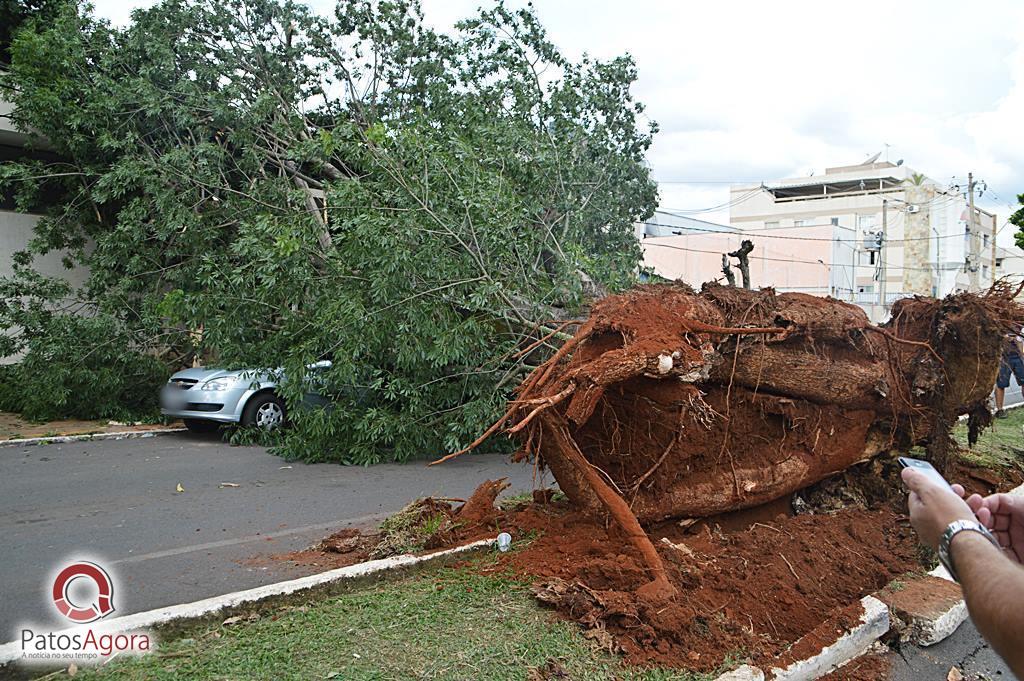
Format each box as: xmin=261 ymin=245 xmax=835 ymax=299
xmin=73 ymin=563 xmax=732 ymax=681
xmin=954 ymin=406 xmax=1024 ymax=470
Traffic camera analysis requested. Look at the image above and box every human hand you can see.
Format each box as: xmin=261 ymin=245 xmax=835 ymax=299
xmin=969 ymin=493 xmax=1024 ymax=564
xmin=901 ymin=467 xmax=975 ymax=549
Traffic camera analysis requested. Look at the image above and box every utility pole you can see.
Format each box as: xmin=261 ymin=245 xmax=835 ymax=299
xmin=992 ymin=190 xmax=998 ymax=288
xmin=967 ymin=172 xmax=978 ymax=291
xmin=879 ymin=199 xmax=888 ymax=310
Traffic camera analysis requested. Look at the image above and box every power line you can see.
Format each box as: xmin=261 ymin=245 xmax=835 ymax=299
xmin=656 ymin=188 xmax=764 ymax=215
xmin=655 ymin=180 xmax=763 ymax=185
xmin=642 ymin=220 xmax=965 ymax=243
xmin=642 ymin=241 xmax=938 ymax=272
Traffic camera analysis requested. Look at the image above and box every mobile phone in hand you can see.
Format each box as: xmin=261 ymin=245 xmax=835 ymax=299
xmin=898 ymin=456 xmax=954 ymax=492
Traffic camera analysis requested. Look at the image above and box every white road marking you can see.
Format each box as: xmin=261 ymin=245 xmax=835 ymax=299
xmin=110 ymin=512 xmax=392 ymax=565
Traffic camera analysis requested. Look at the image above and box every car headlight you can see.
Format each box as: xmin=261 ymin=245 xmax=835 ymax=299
xmin=200 ymin=377 xmax=237 ymax=391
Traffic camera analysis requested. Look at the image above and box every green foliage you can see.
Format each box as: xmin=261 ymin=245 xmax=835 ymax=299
xmin=1012 ymin=193 xmax=1024 ymax=251
xmin=0 ymin=0 xmax=657 ymax=460
xmin=0 ymin=309 xmax=164 ymax=421
xmin=0 ymin=0 xmax=65 ymax=65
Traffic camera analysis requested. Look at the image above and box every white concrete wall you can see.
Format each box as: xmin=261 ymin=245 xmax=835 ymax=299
xmin=1 ymin=210 xmax=91 ymax=364
xmin=0 ymin=210 xmax=88 ymax=285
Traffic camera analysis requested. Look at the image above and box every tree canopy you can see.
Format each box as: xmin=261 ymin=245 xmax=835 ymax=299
xmin=1012 ymin=193 xmax=1024 ymax=251
xmin=0 ymin=0 xmax=658 ymax=462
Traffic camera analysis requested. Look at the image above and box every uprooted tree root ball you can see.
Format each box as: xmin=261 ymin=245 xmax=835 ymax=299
xmin=435 ymin=281 xmax=1024 ymax=599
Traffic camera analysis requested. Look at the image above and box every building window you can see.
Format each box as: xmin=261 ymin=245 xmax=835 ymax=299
xmin=830 ymin=217 xmax=840 ymax=226
xmin=983 ymin=264 xmax=990 ymax=280
xmin=794 ymin=219 xmax=807 ymax=227
xmin=765 ymin=221 xmax=779 ymax=229
xmin=858 ymin=250 xmax=876 ymax=266
xmin=857 ymin=214 xmax=877 ymax=232
xmin=983 ymin=234 xmax=990 ymax=248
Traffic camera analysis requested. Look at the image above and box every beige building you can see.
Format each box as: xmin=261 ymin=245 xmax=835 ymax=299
xmin=729 ymin=161 xmax=998 ymax=321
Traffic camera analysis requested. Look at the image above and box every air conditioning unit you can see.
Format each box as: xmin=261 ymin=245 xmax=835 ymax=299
xmin=906 ymin=205 xmax=920 ymax=214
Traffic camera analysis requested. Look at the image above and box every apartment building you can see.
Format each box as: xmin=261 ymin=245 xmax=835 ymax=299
xmin=729 ymin=160 xmax=997 ymax=321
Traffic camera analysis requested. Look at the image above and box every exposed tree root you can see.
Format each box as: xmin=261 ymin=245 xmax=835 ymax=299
xmin=433 ymin=280 xmax=1024 ymax=596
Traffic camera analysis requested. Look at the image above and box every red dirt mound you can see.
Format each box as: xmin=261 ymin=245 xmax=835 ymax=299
xmin=490 ymin=503 xmax=918 ymax=671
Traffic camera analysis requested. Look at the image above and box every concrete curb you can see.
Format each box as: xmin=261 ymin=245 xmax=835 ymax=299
xmin=0 ymin=538 xmax=496 ymax=667
xmin=877 ymin=575 xmax=966 ymax=647
xmin=766 ymin=596 xmax=889 ymax=681
xmin=712 ymin=596 xmax=889 ymax=681
xmin=0 ymin=427 xmax=186 ymax=447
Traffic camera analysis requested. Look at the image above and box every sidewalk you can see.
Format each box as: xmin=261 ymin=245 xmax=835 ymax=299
xmin=0 ymin=411 xmax=180 ymax=441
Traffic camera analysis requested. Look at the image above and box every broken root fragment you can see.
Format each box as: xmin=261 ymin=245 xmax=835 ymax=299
xmin=457 ymin=477 xmax=510 ymax=526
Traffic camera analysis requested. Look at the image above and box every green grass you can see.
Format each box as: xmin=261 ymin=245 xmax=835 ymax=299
xmin=954 ymin=406 xmax=1024 ymax=470
xmin=73 ymin=564 xmax=727 ymax=681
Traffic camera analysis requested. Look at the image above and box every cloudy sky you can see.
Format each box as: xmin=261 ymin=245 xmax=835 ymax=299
xmin=93 ymin=0 xmax=1024 ymax=237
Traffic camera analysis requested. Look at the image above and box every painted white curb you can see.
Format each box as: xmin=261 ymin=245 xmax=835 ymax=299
xmin=913 ymin=598 xmax=967 ymax=647
xmin=0 ymin=538 xmax=496 ymax=666
xmin=1 ymin=427 xmax=186 ymax=447
xmin=767 ymin=596 xmax=889 ymax=681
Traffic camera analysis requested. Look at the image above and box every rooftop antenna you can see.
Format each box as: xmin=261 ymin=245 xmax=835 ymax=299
xmin=895 ymin=159 xmax=904 ymax=166
xmin=884 ymin=142 xmax=891 ymax=162
xmin=863 ymin=151 xmax=881 ymax=165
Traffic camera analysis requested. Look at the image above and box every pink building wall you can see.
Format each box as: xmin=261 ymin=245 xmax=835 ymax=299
xmin=640 ymin=224 xmax=840 ymax=294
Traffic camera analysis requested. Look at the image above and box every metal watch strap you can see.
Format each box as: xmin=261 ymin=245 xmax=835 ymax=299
xmin=938 ymin=519 xmax=1000 ymax=583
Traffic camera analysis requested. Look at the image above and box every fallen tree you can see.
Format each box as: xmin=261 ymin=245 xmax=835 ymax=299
xmin=0 ymin=0 xmax=657 ymax=459
xmin=435 ymin=281 xmax=1024 ymax=599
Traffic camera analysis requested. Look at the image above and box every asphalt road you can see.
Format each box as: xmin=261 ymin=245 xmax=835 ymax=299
xmin=889 ymin=618 xmax=1013 ymax=679
xmin=0 ymin=432 xmax=537 ymax=639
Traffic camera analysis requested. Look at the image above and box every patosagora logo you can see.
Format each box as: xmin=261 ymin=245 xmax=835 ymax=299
xmin=17 ymin=559 xmax=153 ymax=664
xmin=51 ymin=561 xmax=115 ymax=623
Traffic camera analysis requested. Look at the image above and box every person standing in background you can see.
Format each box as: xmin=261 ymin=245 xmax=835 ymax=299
xmin=995 ymin=328 xmax=1024 ymax=418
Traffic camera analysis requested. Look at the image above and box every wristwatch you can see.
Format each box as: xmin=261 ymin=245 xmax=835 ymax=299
xmin=938 ymin=519 xmax=1001 ymax=583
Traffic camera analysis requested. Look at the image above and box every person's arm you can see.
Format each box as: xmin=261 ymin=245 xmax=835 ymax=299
xmin=948 ymin=531 xmax=1024 ymax=676
xmin=902 ymin=468 xmax=1024 ymax=677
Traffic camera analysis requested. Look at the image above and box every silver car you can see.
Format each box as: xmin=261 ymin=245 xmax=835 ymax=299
xmin=160 ymin=361 xmax=331 ymax=433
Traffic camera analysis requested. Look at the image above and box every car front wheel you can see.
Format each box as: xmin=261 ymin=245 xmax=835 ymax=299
xmin=242 ymin=393 xmax=287 ymax=430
